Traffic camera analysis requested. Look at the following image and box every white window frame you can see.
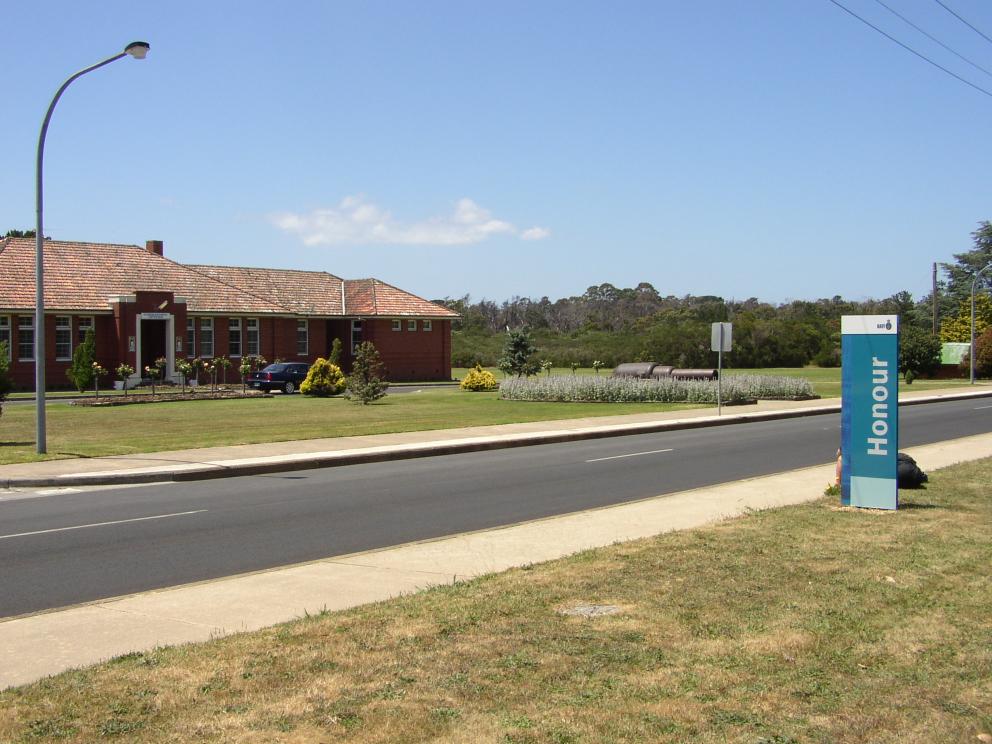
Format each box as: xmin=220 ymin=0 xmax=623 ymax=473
xmin=0 ymin=316 xmax=10 ymax=360
xmin=228 ymin=317 xmax=242 ymax=357
xmin=392 ymin=319 xmax=402 ymax=332
xmin=18 ymin=316 xmax=34 ymax=362
xmin=186 ymin=318 xmax=196 ymax=357
xmin=296 ymin=319 xmax=308 ymax=356
xmin=423 ymin=320 xmax=432 ymax=331
xmin=76 ymin=315 xmax=94 ymax=346
xmin=351 ymin=320 xmax=362 ymax=354
xmin=55 ymin=316 xmax=72 ymax=361
xmin=407 ymin=319 xmax=417 ymax=331
xmin=199 ymin=317 xmax=214 ymax=358
xmin=246 ymin=318 xmax=259 ymax=356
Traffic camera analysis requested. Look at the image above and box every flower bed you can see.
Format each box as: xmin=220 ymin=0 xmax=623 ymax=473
xmin=498 ymin=374 xmax=817 ymax=404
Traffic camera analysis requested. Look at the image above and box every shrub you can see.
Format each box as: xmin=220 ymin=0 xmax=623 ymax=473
xmin=347 ymin=341 xmax=388 ymax=404
xmin=498 ymin=373 xmax=815 ymax=404
xmin=460 ymin=363 xmax=498 ymax=392
xmin=66 ymin=328 xmax=96 ymax=392
xmin=0 ymin=340 xmax=11 ymax=419
xmin=329 ymin=338 xmax=343 ymax=366
xmin=301 ymin=357 xmax=346 ymax=396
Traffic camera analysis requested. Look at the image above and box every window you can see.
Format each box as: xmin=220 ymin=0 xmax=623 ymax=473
xmin=199 ymin=317 xmax=214 ymax=358
xmin=0 ymin=316 xmax=10 ymax=360
xmin=296 ymin=319 xmax=308 ymax=356
xmin=351 ymin=320 xmax=362 ymax=354
xmin=392 ymin=319 xmax=402 ymax=332
xmin=407 ymin=319 xmax=417 ymax=331
xmin=246 ymin=318 xmax=259 ymax=356
xmin=185 ymin=318 xmax=196 ymax=357
xmin=229 ymin=318 xmax=242 ymax=357
xmin=77 ymin=316 xmax=94 ymax=345
xmin=55 ymin=316 xmax=72 ymax=360
xmin=18 ymin=316 xmax=34 ymax=361
xmin=423 ymin=320 xmax=432 ymax=331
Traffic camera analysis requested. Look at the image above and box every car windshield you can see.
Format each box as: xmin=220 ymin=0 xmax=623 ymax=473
xmin=262 ymin=364 xmax=287 ymax=372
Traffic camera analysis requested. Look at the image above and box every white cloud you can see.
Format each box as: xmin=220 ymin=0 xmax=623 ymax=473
xmin=270 ymin=196 xmax=550 ymax=247
xmin=521 ymin=226 xmax=552 ymax=241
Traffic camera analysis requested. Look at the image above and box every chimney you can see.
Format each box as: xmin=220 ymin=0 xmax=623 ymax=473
xmin=146 ymin=240 xmax=164 ymax=256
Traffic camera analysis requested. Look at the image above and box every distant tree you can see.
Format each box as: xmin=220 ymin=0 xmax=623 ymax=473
xmin=347 ymin=341 xmax=388 ymax=404
xmin=3 ymin=229 xmax=37 ymax=238
xmin=0 ymin=341 xmax=12 ymax=419
xmin=499 ymin=328 xmax=540 ymax=378
xmin=329 ymin=337 xmax=343 ymax=366
xmin=66 ymin=328 xmax=96 ymax=392
xmin=940 ymin=294 xmax=992 ymax=343
xmin=899 ymin=325 xmax=942 ymax=382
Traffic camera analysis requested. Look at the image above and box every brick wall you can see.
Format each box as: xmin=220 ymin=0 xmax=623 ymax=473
xmin=363 ymin=318 xmax=452 ymax=381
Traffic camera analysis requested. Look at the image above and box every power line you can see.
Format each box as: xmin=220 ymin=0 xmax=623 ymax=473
xmin=826 ymin=0 xmax=992 ymax=99
xmin=932 ymin=0 xmax=992 ymax=48
xmin=873 ymin=0 xmax=992 ymax=79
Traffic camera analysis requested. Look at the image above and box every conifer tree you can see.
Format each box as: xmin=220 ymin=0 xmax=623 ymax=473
xmin=347 ymin=341 xmax=388 ymax=404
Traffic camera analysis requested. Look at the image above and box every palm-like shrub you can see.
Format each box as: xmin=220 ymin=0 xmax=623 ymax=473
xmin=301 ymin=357 xmax=346 ymax=396
xmin=460 ymin=363 xmax=498 ymax=392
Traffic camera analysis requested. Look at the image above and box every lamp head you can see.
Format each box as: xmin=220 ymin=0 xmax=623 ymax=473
xmin=124 ymin=42 xmax=150 ymax=60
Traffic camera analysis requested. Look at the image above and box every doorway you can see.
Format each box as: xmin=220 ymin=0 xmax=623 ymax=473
xmin=140 ymin=319 xmax=167 ymax=372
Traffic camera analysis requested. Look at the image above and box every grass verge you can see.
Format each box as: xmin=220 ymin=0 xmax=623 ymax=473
xmin=1 ymin=458 xmax=989 ymax=742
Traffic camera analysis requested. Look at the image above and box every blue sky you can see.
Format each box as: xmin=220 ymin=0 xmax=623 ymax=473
xmin=2 ymin=1 xmax=990 ymax=305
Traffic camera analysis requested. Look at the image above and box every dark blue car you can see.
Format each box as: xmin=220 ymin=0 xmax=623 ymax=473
xmin=246 ymin=363 xmax=310 ymax=394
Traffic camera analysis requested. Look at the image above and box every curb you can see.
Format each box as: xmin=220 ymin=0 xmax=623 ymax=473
xmin=3 ymin=390 xmax=991 ymax=489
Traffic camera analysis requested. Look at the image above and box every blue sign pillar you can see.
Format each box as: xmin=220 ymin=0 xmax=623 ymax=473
xmin=841 ymin=315 xmax=899 ymax=510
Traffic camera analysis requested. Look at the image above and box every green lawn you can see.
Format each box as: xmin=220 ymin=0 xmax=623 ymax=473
xmin=2 ymin=458 xmax=988 ymax=742
xmin=0 ymin=389 xmax=697 ymax=466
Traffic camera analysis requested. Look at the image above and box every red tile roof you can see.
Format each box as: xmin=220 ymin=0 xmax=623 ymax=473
xmin=187 ymin=264 xmax=345 ymax=315
xmin=0 ymin=238 xmax=458 ymax=318
xmin=344 ymin=278 xmax=458 ymax=318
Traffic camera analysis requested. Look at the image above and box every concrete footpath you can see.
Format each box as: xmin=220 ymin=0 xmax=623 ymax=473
xmin=1 ymin=387 xmax=991 ymax=689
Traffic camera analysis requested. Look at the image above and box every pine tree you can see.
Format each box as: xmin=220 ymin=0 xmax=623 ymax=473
xmin=498 ymin=328 xmax=541 ymax=378
xmin=347 ymin=342 xmax=388 ymax=404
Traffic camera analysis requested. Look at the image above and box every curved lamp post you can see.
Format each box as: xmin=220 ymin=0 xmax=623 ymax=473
xmin=35 ymin=42 xmax=149 ymax=454
xmin=970 ymin=261 xmax=992 ymax=385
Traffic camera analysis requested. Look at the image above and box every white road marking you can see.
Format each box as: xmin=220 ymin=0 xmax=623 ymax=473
xmin=586 ymin=448 xmax=674 ymax=463
xmin=0 ymin=510 xmax=207 ymax=540
xmin=975 ymin=405 xmax=992 ymax=410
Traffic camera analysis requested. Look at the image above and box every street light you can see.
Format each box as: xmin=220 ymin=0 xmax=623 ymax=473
xmin=35 ymin=42 xmax=150 ymax=454
xmin=970 ymin=262 xmax=992 ymax=385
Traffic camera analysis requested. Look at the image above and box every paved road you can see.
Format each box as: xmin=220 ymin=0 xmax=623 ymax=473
xmin=1 ymin=398 xmax=989 ymax=618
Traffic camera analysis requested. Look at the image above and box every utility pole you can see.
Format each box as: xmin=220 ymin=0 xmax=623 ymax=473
xmin=932 ymin=262 xmax=938 ymax=336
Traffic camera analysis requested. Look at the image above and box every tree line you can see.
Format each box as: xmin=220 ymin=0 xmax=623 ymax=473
xmin=437 ymin=223 xmax=992 ymax=370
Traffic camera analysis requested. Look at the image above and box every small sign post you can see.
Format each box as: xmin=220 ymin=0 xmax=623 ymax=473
xmin=841 ymin=315 xmax=899 ymax=510
xmin=711 ymin=322 xmax=732 ymax=415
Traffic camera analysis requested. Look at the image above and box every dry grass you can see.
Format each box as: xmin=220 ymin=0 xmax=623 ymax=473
xmin=1 ymin=460 xmax=990 ymax=742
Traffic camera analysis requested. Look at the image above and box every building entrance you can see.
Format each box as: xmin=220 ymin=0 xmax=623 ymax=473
xmin=140 ymin=318 xmax=167 ymax=372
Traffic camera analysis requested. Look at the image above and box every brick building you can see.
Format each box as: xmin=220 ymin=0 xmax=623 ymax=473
xmin=0 ymin=237 xmax=457 ymax=391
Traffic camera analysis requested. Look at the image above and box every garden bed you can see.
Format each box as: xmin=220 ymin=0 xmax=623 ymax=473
xmin=70 ymin=389 xmax=272 ymax=406
xmin=499 ymin=374 xmax=818 ymax=404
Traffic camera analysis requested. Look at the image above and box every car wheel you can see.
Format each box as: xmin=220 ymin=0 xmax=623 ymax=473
xmin=284 ymin=381 xmax=295 ymax=394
